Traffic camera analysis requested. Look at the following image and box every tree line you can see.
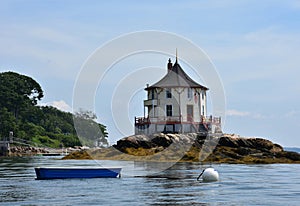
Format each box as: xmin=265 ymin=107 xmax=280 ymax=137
xmin=0 ymin=71 xmax=108 ymax=148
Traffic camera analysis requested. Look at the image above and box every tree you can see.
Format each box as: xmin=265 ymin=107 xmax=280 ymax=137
xmin=74 ymin=109 xmax=108 ymax=147
xmin=0 ymin=71 xmax=43 ymax=119
xmin=0 ymin=108 xmax=17 ymax=138
xmin=75 ymin=108 xmax=97 ymax=120
xmin=0 ymin=71 xmax=108 ymax=148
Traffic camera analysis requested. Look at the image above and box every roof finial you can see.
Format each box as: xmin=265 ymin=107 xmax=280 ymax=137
xmin=176 ymin=48 xmax=178 ymax=63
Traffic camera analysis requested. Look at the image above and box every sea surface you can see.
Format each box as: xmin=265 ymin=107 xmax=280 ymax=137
xmin=0 ymin=156 xmax=299 ymax=206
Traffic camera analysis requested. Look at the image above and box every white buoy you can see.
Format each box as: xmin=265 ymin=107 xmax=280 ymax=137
xmin=197 ymin=168 xmax=219 ymax=182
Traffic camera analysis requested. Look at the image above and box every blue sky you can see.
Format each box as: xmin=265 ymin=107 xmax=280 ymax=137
xmin=1 ymin=0 xmax=300 ymax=147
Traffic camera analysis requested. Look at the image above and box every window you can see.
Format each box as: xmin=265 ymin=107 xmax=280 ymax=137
xmin=166 ymin=88 xmax=172 ymax=98
xmin=151 ymin=89 xmax=155 ymax=99
xmin=187 ymin=88 xmax=192 ymax=99
xmin=187 ymin=105 xmax=193 ymax=122
xmin=202 ymin=92 xmax=205 ymax=100
xmin=202 ymin=105 xmax=205 ymax=115
xmin=166 ymin=105 xmax=172 ymax=116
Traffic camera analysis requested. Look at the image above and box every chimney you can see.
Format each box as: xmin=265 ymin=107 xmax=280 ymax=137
xmin=167 ymin=58 xmax=172 ymax=72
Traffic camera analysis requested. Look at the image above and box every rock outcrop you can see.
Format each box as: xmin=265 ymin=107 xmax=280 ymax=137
xmin=63 ymin=133 xmax=300 ymax=163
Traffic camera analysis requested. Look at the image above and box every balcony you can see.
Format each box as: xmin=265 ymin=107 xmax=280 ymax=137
xmin=202 ymin=115 xmax=222 ymax=125
xmin=135 ymin=116 xmax=182 ymax=125
xmin=144 ymin=99 xmax=158 ymax=106
xmin=135 ymin=115 xmax=221 ymax=125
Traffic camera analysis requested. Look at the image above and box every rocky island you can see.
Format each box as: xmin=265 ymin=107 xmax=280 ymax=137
xmin=62 ymin=57 xmax=299 ymax=163
xmin=63 ymin=133 xmax=300 ymax=164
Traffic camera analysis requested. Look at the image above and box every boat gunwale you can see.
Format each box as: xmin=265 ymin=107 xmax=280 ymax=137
xmin=35 ymin=167 xmax=122 ymax=170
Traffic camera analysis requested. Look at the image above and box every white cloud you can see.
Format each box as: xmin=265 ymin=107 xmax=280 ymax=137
xmin=226 ymin=109 xmax=250 ymax=117
xmin=40 ymin=100 xmax=72 ymax=113
xmin=226 ymin=109 xmax=266 ymax=119
xmin=285 ymin=110 xmax=300 ymax=118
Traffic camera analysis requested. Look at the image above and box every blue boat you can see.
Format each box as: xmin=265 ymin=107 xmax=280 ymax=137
xmin=35 ymin=167 xmax=122 ymax=180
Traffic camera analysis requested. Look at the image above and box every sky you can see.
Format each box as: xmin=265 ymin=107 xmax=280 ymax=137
xmin=1 ymin=0 xmax=300 ymax=147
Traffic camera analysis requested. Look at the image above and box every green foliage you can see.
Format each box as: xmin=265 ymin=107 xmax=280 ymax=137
xmin=74 ymin=109 xmax=109 ymax=147
xmin=0 ymin=71 xmax=108 ymax=148
xmin=32 ymin=135 xmax=61 ymax=148
xmin=0 ymin=71 xmax=43 ymax=119
xmin=0 ymin=108 xmax=17 ymax=137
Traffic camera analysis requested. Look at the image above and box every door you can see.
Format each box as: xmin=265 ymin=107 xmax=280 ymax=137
xmin=187 ymin=105 xmax=193 ymax=122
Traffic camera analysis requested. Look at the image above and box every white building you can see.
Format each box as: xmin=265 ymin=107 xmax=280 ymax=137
xmin=135 ymin=57 xmax=221 ymax=135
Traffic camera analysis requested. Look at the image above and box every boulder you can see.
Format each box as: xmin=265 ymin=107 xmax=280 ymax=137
xmin=152 ymin=135 xmax=173 ymax=147
xmin=62 ymin=133 xmax=300 ymax=163
xmin=114 ymin=135 xmax=155 ymax=151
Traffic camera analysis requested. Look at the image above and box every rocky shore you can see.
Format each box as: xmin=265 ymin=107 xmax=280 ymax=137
xmin=63 ymin=133 xmax=300 ymax=164
xmin=6 ymin=146 xmax=89 ymax=156
xmin=8 ymin=146 xmax=49 ymax=156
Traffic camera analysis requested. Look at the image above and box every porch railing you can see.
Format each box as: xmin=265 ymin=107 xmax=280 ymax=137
xmin=135 ymin=115 xmax=221 ymax=125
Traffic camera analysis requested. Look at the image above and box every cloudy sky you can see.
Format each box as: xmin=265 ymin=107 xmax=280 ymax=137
xmin=1 ymin=0 xmax=300 ymax=147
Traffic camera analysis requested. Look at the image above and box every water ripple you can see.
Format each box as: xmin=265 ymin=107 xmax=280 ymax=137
xmin=0 ymin=157 xmax=299 ymax=205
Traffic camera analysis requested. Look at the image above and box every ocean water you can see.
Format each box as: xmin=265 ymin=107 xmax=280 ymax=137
xmin=0 ymin=156 xmax=299 ymax=206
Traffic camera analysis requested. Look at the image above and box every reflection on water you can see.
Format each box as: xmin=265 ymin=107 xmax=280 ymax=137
xmin=0 ymin=156 xmax=299 ymax=205
xmin=140 ymin=162 xmax=219 ymax=205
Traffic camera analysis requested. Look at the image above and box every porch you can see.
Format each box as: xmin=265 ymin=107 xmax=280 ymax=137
xmin=134 ymin=115 xmax=221 ymax=125
xmin=134 ymin=115 xmax=222 ymax=135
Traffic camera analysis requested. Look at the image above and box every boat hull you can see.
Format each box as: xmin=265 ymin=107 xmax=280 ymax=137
xmin=35 ymin=167 xmax=121 ymax=180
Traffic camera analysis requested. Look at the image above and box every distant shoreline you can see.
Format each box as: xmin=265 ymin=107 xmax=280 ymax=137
xmin=284 ymin=147 xmax=300 ymax=154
